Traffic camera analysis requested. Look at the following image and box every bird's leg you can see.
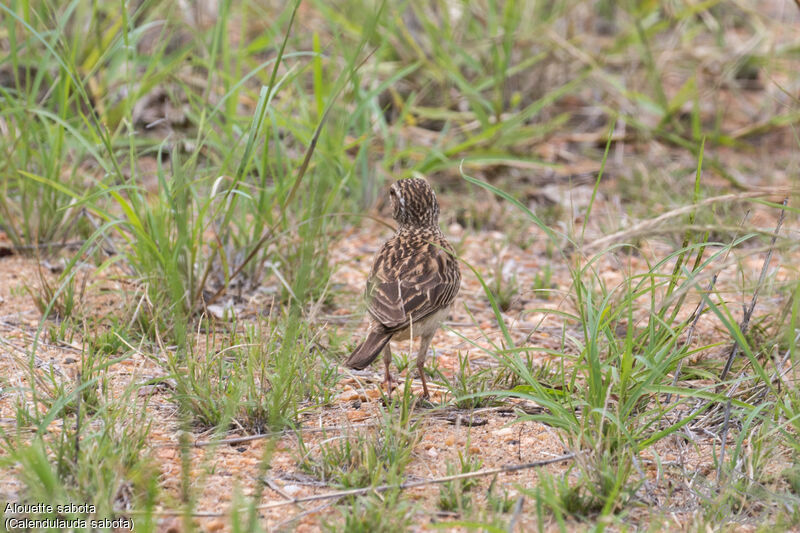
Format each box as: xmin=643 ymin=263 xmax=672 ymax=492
xmin=416 ymin=333 xmax=435 ymax=399
xmin=382 ymin=343 xmax=395 ymax=396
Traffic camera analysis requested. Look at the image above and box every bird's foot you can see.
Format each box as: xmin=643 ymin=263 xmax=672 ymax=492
xmin=415 ymin=394 xmax=435 ymax=409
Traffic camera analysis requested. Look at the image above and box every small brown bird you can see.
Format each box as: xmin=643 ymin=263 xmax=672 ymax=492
xmin=345 ymin=177 xmax=461 ymax=398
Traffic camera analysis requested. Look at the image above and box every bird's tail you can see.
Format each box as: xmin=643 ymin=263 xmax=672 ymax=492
xmin=345 ymin=330 xmax=392 ymax=370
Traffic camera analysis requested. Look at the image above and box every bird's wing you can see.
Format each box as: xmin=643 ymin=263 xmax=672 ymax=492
xmin=365 ymin=236 xmax=460 ymax=331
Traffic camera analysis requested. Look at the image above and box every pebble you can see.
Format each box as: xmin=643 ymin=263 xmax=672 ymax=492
xmin=338 ymin=390 xmax=361 ymax=402
xmin=347 ymin=410 xmax=369 ymax=422
xmin=207 ymin=519 xmax=226 ymax=531
xmin=494 ymin=427 xmax=515 ymax=439
xmin=283 ymin=484 xmax=302 ymax=496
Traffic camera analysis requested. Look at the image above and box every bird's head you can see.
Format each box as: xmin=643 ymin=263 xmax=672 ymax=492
xmin=389 ymin=177 xmax=440 ymax=229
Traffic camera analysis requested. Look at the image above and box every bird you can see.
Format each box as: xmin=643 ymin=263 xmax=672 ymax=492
xmin=345 ymin=177 xmax=461 ymax=399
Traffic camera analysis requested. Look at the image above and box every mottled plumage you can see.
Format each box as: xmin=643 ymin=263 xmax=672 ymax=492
xmin=345 ymin=178 xmax=461 ymax=398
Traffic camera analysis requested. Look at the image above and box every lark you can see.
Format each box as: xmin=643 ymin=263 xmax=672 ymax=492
xmin=345 ymin=177 xmax=461 ymax=398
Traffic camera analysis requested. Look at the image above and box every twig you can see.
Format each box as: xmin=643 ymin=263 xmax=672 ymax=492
xmin=74 ymin=371 xmax=81 ymax=467
xmin=586 ymin=191 xmax=777 ymax=252
xmin=0 ymin=240 xmax=87 ymax=253
xmin=133 ymin=453 xmax=575 ymax=517
xmin=716 ymin=398 xmax=732 ymax=487
xmin=507 ymin=496 xmax=525 ymax=533
xmin=271 ymin=501 xmax=334 ymax=531
xmin=255 ymin=452 xmax=574 ymax=510
xmin=719 ymin=197 xmax=788 ymax=382
xmin=666 ymin=276 xmax=714 ymax=402
xmin=261 ymin=477 xmax=305 ymax=511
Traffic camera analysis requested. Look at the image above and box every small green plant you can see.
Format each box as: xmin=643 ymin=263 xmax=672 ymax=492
xmin=782 ymin=462 xmax=800 ymax=495
xmin=297 ymin=431 xmax=373 ymax=488
xmin=531 ymin=262 xmax=555 ymax=298
xmin=328 ymin=490 xmax=414 ymax=533
xmin=528 ymin=469 xmax=604 ymax=523
xmin=85 ymin=322 xmax=128 ymax=356
xmin=436 ymin=352 xmax=497 ymax=409
xmin=491 ymin=355 xmax=562 ymax=394
xmin=298 ymin=380 xmax=420 ymax=488
xmin=304 ymin=350 xmax=341 ymax=406
xmin=169 ymin=315 xmax=314 ymax=433
xmin=701 ymin=411 xmax=783 ymax=523
xmin=391 ymin=350 xmax=410 ymax=374
xmin=26 ymin=264 xmax=82 ymax=322
xmin=46 ymin=317 xmax=77 ymax=346
xmin=437 ymin=451 xmax=483 ymax=512
xmin=486 ymin=477 xmax=516 ymax=514
xmin=488 ymin=245 xmax=519 ymax=312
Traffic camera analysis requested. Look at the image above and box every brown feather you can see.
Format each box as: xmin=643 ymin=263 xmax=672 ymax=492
xmin=345 ymin=329 xmax=392 ymax=369
xmin=365 ymin=229 xmax=460 ymax=333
